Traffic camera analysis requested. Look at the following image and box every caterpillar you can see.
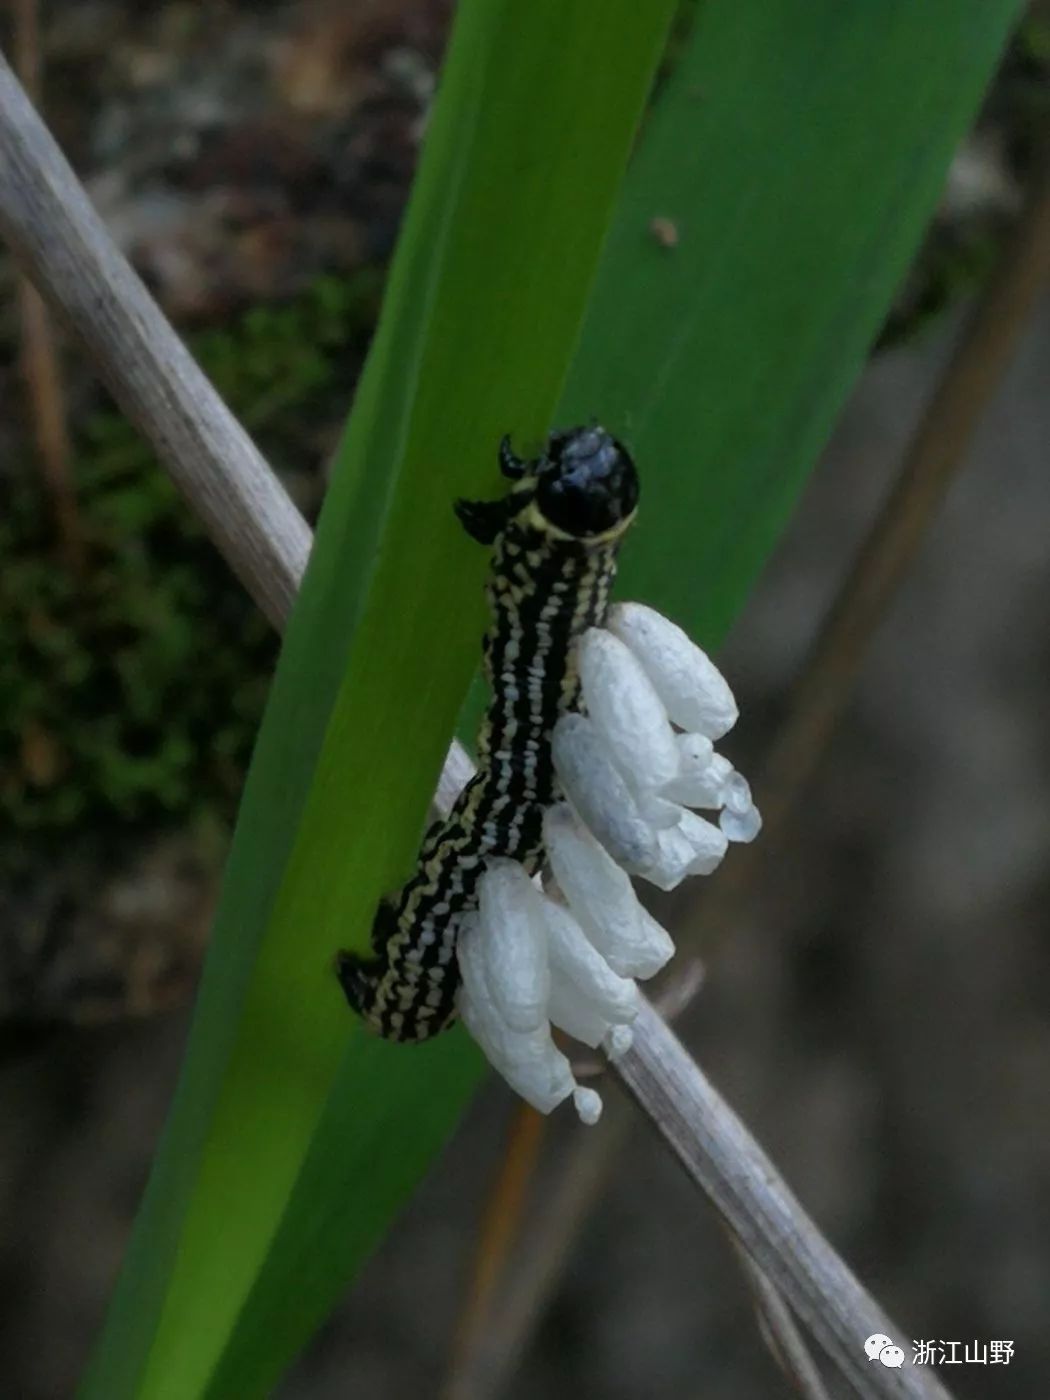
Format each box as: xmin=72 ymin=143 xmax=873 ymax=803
xmin=336 ymin=425 xmax=639 ymax=1042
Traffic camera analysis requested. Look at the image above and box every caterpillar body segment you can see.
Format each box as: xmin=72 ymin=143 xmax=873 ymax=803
xmin=337 ymin=426 xmax=639 ymax=1042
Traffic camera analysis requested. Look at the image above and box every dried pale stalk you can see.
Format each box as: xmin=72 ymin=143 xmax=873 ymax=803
xmin=12 ymin=0 xmax=82 ymax=573
xmin=0 ymin=53 xmax=309 ymax=632
xmin=731 ymin=1234 xmax=833 ymax=1400
xmin=446 ymin=1103 xmax=548 ymax=1400
xmin=614 ymin=998 xmax=952 ymax=1400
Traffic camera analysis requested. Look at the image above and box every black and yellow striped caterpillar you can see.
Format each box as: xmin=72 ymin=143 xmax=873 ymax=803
xmin=336 ymin=426 xmax=639 ymax=1042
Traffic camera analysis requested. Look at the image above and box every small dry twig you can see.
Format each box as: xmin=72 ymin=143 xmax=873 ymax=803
xmin=615 ymin=997 xmax=951 ymax=1400
xmin=446 ymin=1103 xmax=547 ymax=1400
xmin=0 ymin=51 xmax=310 ymax=632
xmin=730 ymin=1233 xmax=833 ymax=1400
xmin=446 ymin=1094 xmax=633 ymax=1400
xmin=12 ymin=0 xmax=83 ymax=573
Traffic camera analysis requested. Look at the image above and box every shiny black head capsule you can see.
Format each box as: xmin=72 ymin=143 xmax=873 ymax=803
xmin=534 ymin=425 xmax=639 ymax=538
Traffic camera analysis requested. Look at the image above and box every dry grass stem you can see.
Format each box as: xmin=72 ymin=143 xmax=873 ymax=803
xmin=13 ymin=0 xmax=82 ymax=573
xmin=17 ymin=279 xmax=82 ymax=571
xmin=0 ymin=52 xmax=310 ymax=630
xmin=446 ymin=1104 xmax=548 ymax=1400
xmin=449 ymin=1098 xmax=634 ymax=1400
xmin=730 ymin=1234 xmax=833 ymax=1400
xmin=614 ymin=997 xmax=953 ymax=1400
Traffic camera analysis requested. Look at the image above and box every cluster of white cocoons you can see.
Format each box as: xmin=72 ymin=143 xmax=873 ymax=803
xmin=457 ymin=603 xmax=761 ymax=1125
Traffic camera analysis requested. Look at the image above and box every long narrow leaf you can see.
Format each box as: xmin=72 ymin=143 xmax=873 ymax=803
xmin=82 ymin=4 xmax=676 ymax=1398
xmin=563 ymin=0 xmax=1022 ymax=640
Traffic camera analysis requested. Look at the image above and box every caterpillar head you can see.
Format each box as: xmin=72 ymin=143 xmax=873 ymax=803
xmin=533 ymin=426 xmax=639 ymax=540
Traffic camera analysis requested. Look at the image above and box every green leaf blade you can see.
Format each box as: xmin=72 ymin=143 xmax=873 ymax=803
xmin=562 ymin=0 xmax=1022 ymax=645
xmin=82 ymin=3 xmax=677 ymax=1397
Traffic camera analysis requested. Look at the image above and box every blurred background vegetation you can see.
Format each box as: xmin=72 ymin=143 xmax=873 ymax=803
xmin=2 ymin=272 xmax=378 ymax=842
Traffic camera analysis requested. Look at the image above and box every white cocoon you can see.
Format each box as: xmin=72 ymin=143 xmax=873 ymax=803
xmin=721 ymin=803 xmax=763 ymax=843
xmin=637 ymin=826 xmax=692 ymax=890
xmin=541 ymin=898 xmax=639 ymax=1024
xmin=723 ymin=771 xmax=754 ymax=814
xmin=718 ymin=772 xmax=763 ymax=843
xmin=458 ymin=916 xmax=573 ymax=1114
xmin=546 ymin=980 xmax=613 ymax=1049
xmin=680 ymin=809 xmax=730 ymax=876
xmin=458 ymin=987 xmax=574 ymax=1114
xmin=603 ymin=1024 xmax=634 ymax=1059
xmin=477 ymin=859 xmax=550 ymax=1032
xmin=552 ymin=714 xmax=658 ymax=869
xmin=544 ymin=804 xmax=674 ymax=979
xmin=635 ymin=908 xmax=676 ymax=977
xmin=637 ymin=789 xmax=686 ymax=830
xmin=573 ymin=1087 xmax=603 ymax=1125
xmin=577 ymin=629 xmax=680 ymax=790
xmin=607 ymin=603 xmax=738 ymax=740
xmin=661 ymin=735 xmax=732 ymax=809
xmin=637 ymin=809 xmax=728 ymax=890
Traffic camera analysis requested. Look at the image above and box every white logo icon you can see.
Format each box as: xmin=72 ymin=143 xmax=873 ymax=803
xmin=880 ymin=1345 xmax=905 ymax=1368
xmin=864 ymin=1333 xmax=894 ymax=1362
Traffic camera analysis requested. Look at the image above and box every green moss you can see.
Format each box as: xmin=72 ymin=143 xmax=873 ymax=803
xmin=1 ymin=271 xmax=381 ymax=847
